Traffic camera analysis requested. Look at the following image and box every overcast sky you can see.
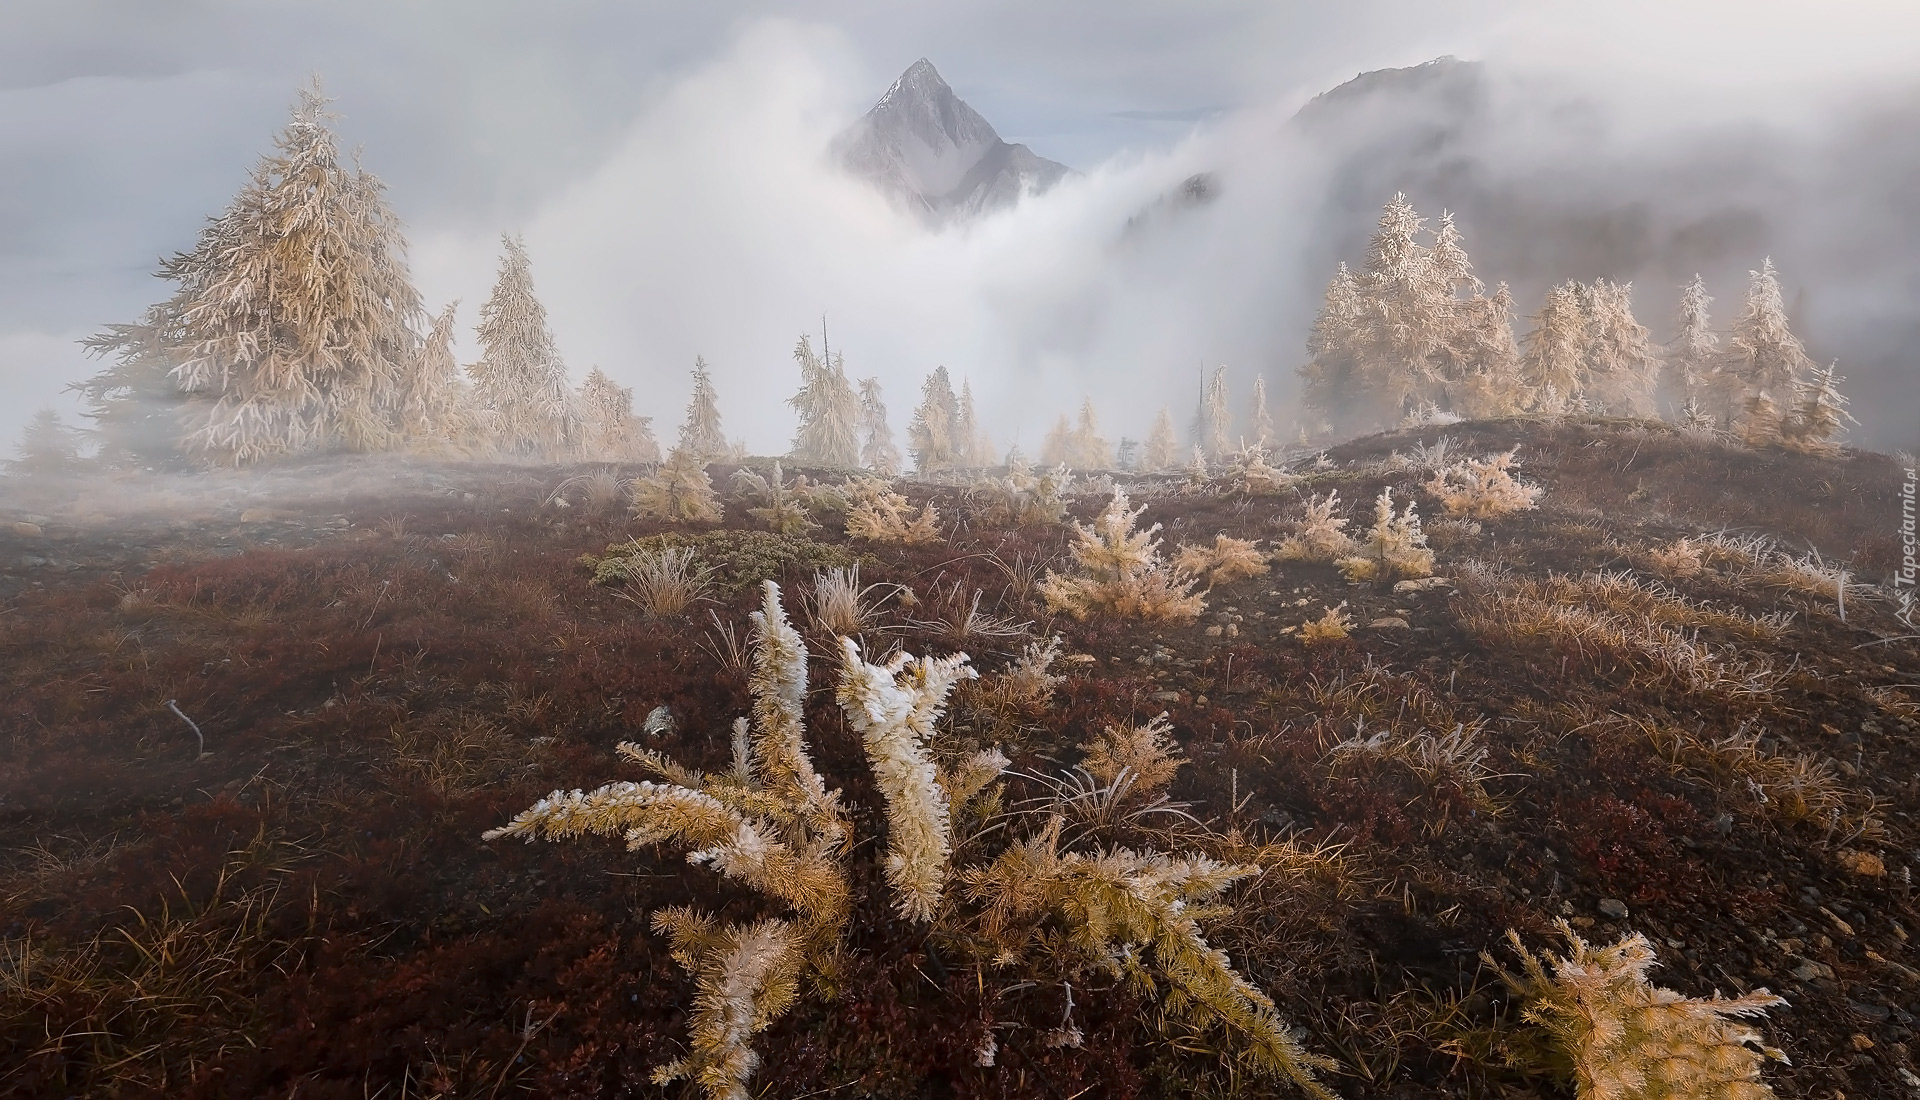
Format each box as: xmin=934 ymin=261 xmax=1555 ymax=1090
xmin=4 ymin=1 xmax=1919 ymax=452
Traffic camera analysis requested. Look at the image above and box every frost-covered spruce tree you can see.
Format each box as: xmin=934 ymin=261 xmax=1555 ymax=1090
xmin=677 ymin=357 xmax=728 ymax=461
xmin=470 ymin=236 xmax=575 ymax=458
xmin=1351 ymin=194 xmax=1447 ymax=424
xmin=81 ymin=80 xmax=426 ymax=465
xmin=1446 ymin=282 xmax=1526 ymax=418
xmin=1040 ymin=414 xmax=1074 ymax=469
xmin=788 ymin=335 xmax=861 ymax=467
xmin=1520 ymin=283 xmax=1589 ymax=414
xmin=1142 ymin=408 xmax=1180 ymax=472
xmin=1299 ymin=262 xmax=1364 ymax=433
xmin=957 ymin=380 xmax=995 ymax=467
xmin=1582 ymin=281 xmax=1658 ymax=417
xmin=578 ymin=367 xmax=659 ymax=462
xmin=1194 ymin=367 xmax=1233 ymax=459
xmin=398 ymin=301 xmax=480 ymax=455
xmin=856 ymin=377 xmax=901 ymax=476
xmin=1249 ymin=375 xmax=1275 ymax=447
xmin=6 ymin=409 xmax=85 ymax=476
xmin=1667 ymin=274 xmax=1720 ymax=419
xmin=1724 ymin=259 xmax=1813 ymax=445
xmin=1069 ymin=399 xmax=1112 ymax=470
xmin=1781 ymin=362 xmax=1856 ymax=457
xmin=907 ymin=366 xmax=961 ymax=473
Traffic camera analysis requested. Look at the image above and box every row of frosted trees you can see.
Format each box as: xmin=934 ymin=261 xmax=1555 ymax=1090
xmin=1298 ymin=194 xmax=1853 ymax=453
xmin=73 ymin=84 xmax=657 ymax=468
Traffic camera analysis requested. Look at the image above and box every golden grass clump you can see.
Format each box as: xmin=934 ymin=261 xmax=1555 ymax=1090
xmin=631 ymin=447 xmax=722 ymax=524
xmin=1173 ymin=534 xmax=1271 ymax=587
xmin=1274 ymin=491 xmax=1357 ymax=562
xmin=1489 ymin=921 xmax=1787 ymax=1100
xmin=1040 ymin=488 xmax=1204 ymax=622
xmin=613 ymin=545 xmax=713 ymax=618
xmin=807 ymin=563 xmax=891 ymax=636
xmin=1337 ymin=488 xmax=1435 ymax=583
xmin=844 ymin=477 xmax=941 ymax=544
xmin=1423 ymin=448 xmax=1543 ymax=518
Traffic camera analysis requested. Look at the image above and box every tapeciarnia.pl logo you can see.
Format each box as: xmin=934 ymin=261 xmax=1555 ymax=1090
xmin=1897 ymin=460 xmax=1917 ymax=628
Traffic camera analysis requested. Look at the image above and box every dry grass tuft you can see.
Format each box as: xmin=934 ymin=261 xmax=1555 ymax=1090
xmin=613 ymin=545 xmax=713 ymax=618
xmin=807 ymin=563 xmax=894 ymax=636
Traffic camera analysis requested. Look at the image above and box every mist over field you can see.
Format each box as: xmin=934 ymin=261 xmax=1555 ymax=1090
xmin=3 ymin=1 xmax=1919 ymax=453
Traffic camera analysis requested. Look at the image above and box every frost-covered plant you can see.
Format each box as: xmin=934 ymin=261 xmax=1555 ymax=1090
xmin=1173 ymin=534 xmax=1270 ymax=587
xmin=1328 ymin=721 xmax=1496 ymax=809
xmin=1078 ymin=713 xmax=1183 ymax=797
xmin=1424 ymin=448 xmax=1543 ymax=518
xmin=1141 ymin=408 xmax=1180 ymax=472
xmin=1780 ymin=362 xmax=1855 ymax=457
xmin=1225 ymin=444 xmax=1293 ymax=495
xmin=1488 ymin=921 xmax=1787 ymax=1100
xmin=1274 ymin=491 xmax=1357 ymax=562
xmin=836 ymin=638 xmax=978 ymax=921
xmin=856 ymin=377 xmax=902 ymax=476
xmin=1299 ymin=603 xmax=1352 ymax=643
xmin=972 ymin=456 xmax=1070 ymax=528
xmin=732 ymin=461 xmax=816 ymax=536
xmin=486 ymin=583 xmax=849 ymax=1100
xmin=631 ymin=447 xmax=722 ymax=524
xmin=1757 ymin=548 xmax=1854 ymax=621
xmin=1337 ymin=488 xmax=1435 ymax=582
xmin=994 ymin=635 xmax=1064 ymax=712
xmin=1039 ymin=489 xmax=1204 ymax=622
xmin=844 ymin=477 xmax=941 ymax=544
xmin=963 ymin=818 xmax=1338 ymax=1099
xmin=1645 ymin=537 xmax=1707 ymax=579
xmin=614 ymin=546 xmax=712 ymax=618
xmin=677 ymin=356 xmax=728 ymax=462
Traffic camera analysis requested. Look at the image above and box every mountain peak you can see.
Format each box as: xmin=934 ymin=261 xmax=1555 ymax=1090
xmin=836 ymin=59 xmax=1070 ymax=223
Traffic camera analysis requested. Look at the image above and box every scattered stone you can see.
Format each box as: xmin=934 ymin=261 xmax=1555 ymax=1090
xmin=1367 ymin=617 xmax=1410 ymax=630
xmin=10 ymin=522 xmax=42 ymax=537
xmin=1205 ymin=625 xmax=1223 ymax=637
xmin=1598 ymin=898 xmax=1629 ymax=920
xmin=1852 ymin=1033 xmax=1875 ymax=1051
xmin=1392 ymin=577 xmax=1453 ymax=594
xmin=1790 ymin=958 xmax=1835 ymax=983
xmin=1837 ymin=849 xmax=1886 ymax=878
xmin=1062 ymin=654 xmax=1097 ymax=665
xmin=240 ymin=508 xmax=278 ymax=523
xmin=1150 ymin=691 xmax=1181 ymax=703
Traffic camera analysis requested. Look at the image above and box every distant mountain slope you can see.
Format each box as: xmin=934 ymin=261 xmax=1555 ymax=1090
xmin=835 ymin=59 xmax=1071 ymax=221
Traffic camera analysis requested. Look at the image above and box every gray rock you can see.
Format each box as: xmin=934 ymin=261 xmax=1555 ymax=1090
xmin=1598 ymin=898 xmax=1628 ymax=920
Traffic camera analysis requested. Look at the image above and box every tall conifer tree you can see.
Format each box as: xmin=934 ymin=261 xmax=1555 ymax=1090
xmin=677 ymin=357 xmax=728 ymax=461
xmin=79 ymin=80 xmax=426 ymax=465
xmin=788 ymin=335 xmax=861 ymax=467
xmin=857 ymin=378 xmax=901 ymax=475
xmin=1667 ymin=275 xmax=1720 ymax=418
xmin=1724 ymin=259 xmax=1813 ymax=444
xmin=907 ymin=367 xmax=961 ymax=473
xmin=470 ymin=236 xmax=575 ymax=458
